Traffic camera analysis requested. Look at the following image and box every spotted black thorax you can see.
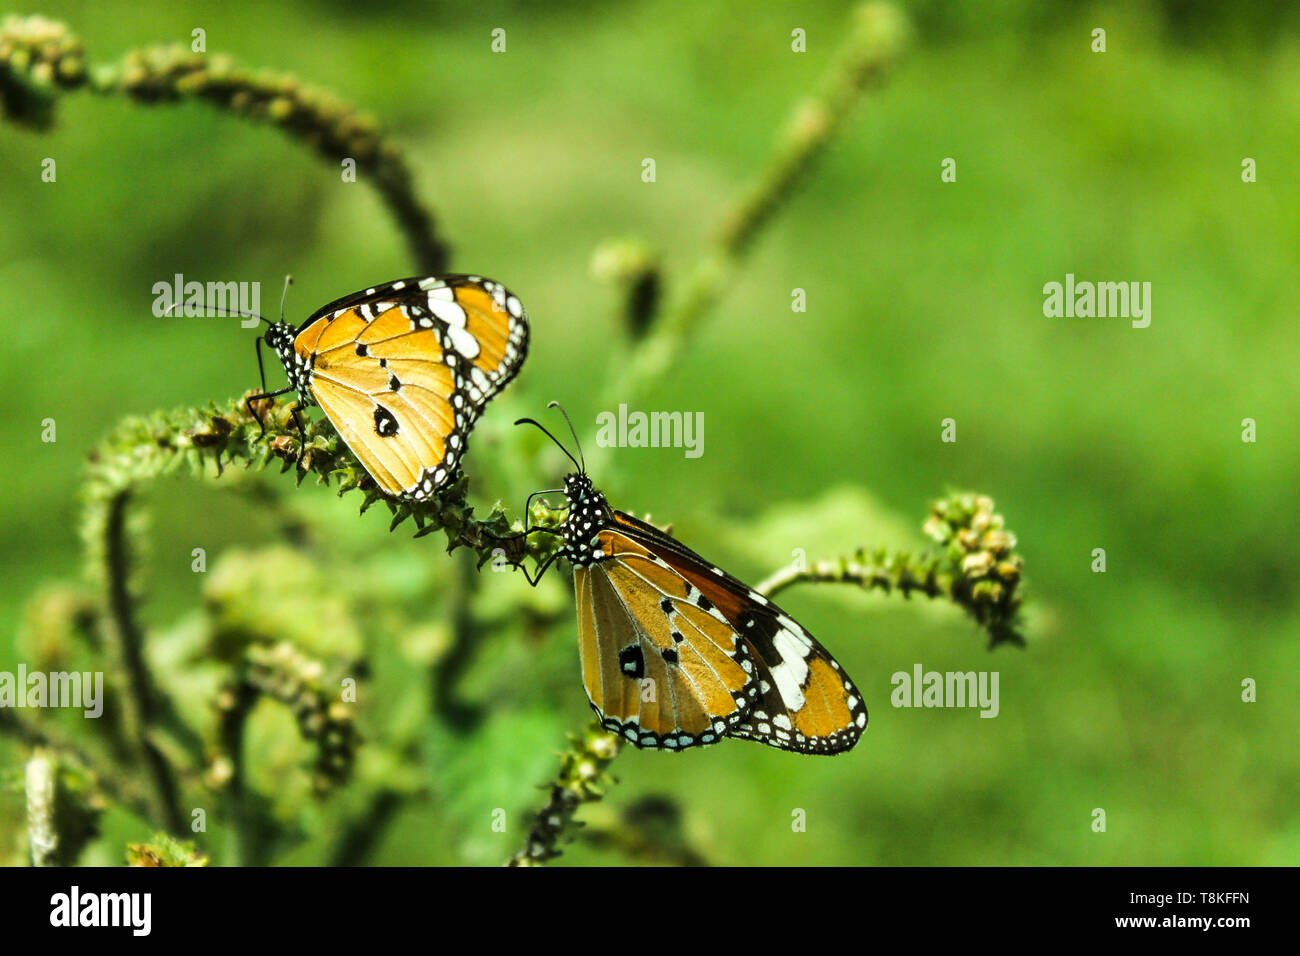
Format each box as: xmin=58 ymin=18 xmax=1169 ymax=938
xmin=557 ymin=473 xmax=615 ymax=567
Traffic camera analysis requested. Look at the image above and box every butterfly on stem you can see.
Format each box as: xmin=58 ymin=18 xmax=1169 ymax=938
xmin=515 ymin=403 xmax=866 ymax=754
xmin=245 ymin=274 xmax=529 ymax=501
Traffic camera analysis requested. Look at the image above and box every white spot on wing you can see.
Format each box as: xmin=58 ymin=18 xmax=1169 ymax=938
xmin=428 ymin=298 xmax=467 ymax=326
xmin=768 ymin=627 xmax=811 ymax=713
xmin=445 ymin=323 xmax=481 ymax=359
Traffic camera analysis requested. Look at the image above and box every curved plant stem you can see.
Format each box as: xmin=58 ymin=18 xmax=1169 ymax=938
xmin=103 ymin=490 xmax=184 ymax=834
xmin=0 ymin=15 xmax=448 ymax=271
xmin=598 ymin=2 xmax=911 ymax=420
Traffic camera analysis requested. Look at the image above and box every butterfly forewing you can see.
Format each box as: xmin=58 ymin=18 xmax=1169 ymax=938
xmin=605 ymin=511 xmax=867 ymax=754
xmin=575 ymin=529 xmax=758 ymax=750
xmin=288 ymin=275 xmax=528 ymax=500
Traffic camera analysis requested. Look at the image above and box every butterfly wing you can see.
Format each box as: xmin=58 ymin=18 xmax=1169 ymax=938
xmin=575 ymin=526 xmax=759 ymax=749
xmin=606 ymin=511 xmax=867 ymax=754
xmin=294 ymin=275 xmax=528 ymax=500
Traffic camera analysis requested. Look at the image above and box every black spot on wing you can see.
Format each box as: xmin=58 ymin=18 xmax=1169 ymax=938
xmin=373 ymin=405 xmax=399 ymax=437
xmin=618 ymin=644 xmax=645 ymax=680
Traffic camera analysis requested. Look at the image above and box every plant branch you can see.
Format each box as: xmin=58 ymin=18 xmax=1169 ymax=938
xmin=24 ymin=751 xmax=57 ymax=867
xmin=0 ymin=14 xmax=448 ymax=271
xmin=84 ymin=395 xmax=541 ymax=567
xmin=430 ymin=550 xmax=487 ymax=731
xmin=0 ymin=709 xmax=153 ymax=821
xmin=245 ymin=642 xmax=360 ymax=794
xmin=599 ymin=2 xmax=910 ymax=409
xmin=101 ymin=489 xmax=185 ymax=833
xmin=715 ymin=3 xmax=910 ymax=257
xmin=755 ymin=493 xmax=1026 ymax=649
xmin=212 ymin=679 xmax=258 ymax=868
xmin=505 ymin=722 xmax=621 ymax=866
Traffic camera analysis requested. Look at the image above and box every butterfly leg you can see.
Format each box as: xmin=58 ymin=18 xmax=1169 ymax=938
xmin=519 ymin=549 xmax=562 ymax=587
xmin=516 ymin=493 xmax=568 ymax=585
xmin=246 ymin=387 xmax=294 ymax=438
xmin=482 ymin=488 xmax=564 ymax=546
xmin=480 ymin=488 xmax=565 ymax=582
xmin=281 ymin=402 xmax=314 ymax=471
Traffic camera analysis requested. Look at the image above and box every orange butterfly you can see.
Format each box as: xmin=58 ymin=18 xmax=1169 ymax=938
xmin=250 ymin=275 xmax=528 ymax=500
xmin=517 ymin=405 xmax=866 ymax=754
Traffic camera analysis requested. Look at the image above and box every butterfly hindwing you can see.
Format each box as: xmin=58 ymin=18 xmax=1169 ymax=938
xmin=720 ymin=604 xmax=867 ymax=755
xmin=285 ymin=275 xmax=528 ymax=500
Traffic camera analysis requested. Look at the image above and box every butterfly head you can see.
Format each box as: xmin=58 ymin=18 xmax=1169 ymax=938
xmin=516 ymin=403 xmax=615 ymax=565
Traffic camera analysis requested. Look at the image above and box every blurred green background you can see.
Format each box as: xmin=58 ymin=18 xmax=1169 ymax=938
xmin=2 ymin=0 xmax=1297 ymax=866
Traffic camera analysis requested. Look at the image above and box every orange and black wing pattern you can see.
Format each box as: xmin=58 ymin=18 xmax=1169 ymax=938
xmin=566 ymin=485 xmax=865 ymax=754
xmin=605 ymin=511 xmax=867 ymax=754
xmin=574 ymin=526 xmax=759 ymax=749
xmin=292 ymin=275 xmax=527 ymax=500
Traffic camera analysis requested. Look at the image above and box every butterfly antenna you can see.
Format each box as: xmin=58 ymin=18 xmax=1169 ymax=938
xmin=547 ymin=401 xmax=585 ymax=474
xmin=161 ymin=300 xmax=271 ymax=327
xmin=514 ymin=417 xmax=583 ymax=473
xmin=279 ymin=275 xmax=294 ymax=322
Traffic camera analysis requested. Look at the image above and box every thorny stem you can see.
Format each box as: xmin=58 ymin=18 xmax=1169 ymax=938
xmin=754 ymin=549 xmax=1022 ymax=650
xmin=755 ymin=554 xmax=930 ymax=599
xmin=756 ymin=494 xmax=1026 ymax=650
xmin=505 ymin=723 xmax=622 ymax=867
xmin=85 ymin=395 xmax=536 ymax=566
